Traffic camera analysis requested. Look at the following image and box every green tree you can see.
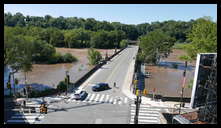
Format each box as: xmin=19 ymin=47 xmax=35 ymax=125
xmin=139 ymin=29 xmax=175 ymax=64
xmin=87 ymin=48 xmax=102 ymax=65
xmin=62 ymin=53 xmax=77 ymax=63
xmin=120 ymin=39 xmax=128 ymax=48
xmin=32 ymin=40 xmax=56 ymax=63
xmin=185 ymin=17 xmax=217 ymax=59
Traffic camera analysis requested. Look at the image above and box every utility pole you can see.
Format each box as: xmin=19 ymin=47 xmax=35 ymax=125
xmin=134 ymin=95 xmax=139 ymax=124
xmin=134 ymin=90 xmax=142 ymax=124
xmin=65 ymin=71 xmax=70 ymax=96
xmin=25 ymin=72 xmax=28 ymax=102
xmin=179 ymin=61 xmax=187 ymax=114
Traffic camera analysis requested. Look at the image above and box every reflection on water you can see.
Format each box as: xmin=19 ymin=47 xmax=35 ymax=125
xmin=158 ymin=61 xmax=194 ymax=71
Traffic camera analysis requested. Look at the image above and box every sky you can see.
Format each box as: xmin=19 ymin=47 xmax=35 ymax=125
xmin=4 ymin=4 xmax=217 ymax=25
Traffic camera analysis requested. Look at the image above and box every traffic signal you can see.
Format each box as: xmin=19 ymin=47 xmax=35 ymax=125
xmin=67 ymin=75 xmax=70 ymax=84
xmin=23 ymin=88 xmax=26 ymax=95
xmin=134 ymin=80 xmax=138 ymax=85
xmin=143 ymin=89 xmax=148 ymax=95
xmin=7 ymin=82 xmax=11 ymax=89
xmin=136 ymin=90 xmax=139 ymax=96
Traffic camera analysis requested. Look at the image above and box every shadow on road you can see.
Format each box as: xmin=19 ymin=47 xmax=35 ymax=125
xmin=47 ymin=102 xmax=105 ymax=113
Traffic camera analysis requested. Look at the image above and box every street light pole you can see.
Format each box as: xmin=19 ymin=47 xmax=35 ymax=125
xmin=66 ymin=71 xmax=69 ymax=96
xmin=134 ymin=95 xmax=139 ymax=124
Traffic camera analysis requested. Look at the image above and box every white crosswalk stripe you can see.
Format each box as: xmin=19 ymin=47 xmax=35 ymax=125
xmin=129 ymin=104 xmax=161 ymax=124
xmin=109 ymin=97 xmax=113 ymax=104
xmin=94 ymin=94 xmax=100 ymax=102
xmin=88 ymin=93 xmax=96 ymax=102
xmin=7 ymin=101 xmax=45 ymax=124
xmin=104 ymin=95 xmax=110 ymax=103
xmin=124 ymin=97 xmax=128 ymax=104
xmin=113 ymin=98 xmax=117 ymax=104
xmin=99 ymin=94 xmax=105 ymax=103
xmin=68 ymin=93 xmax=129 ymax=105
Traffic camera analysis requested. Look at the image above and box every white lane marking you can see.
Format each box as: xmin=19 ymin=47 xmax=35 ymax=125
xmin=99 ymin=94 xmax=105 ymax=103
xmin=131 ymin=104 xmax=151 ymax=107
xmin=131 ymin=111 xmax=159 ymax=115
xmin=14 ymin=113 xmax=40 ymax=116
xmin=130 ymin=112 xmax=159 ymax=117
xmin=118 ymin=100 xmax=122 ymax=105
xmin=124 ymin=97 xmax=128 ymax=104
xmin=109 ymin=97 xmax=113 ymax=104
xmin=26 ymin=105 xmax=41 ymax=107
xmin=130 ymin=106 xmax=161 ymax=111
xmin=83 ymin=93 xmax=91 ymax=102
xmin=11 ymin=115 xmax=44 ymax=119
xmin=104 ymin=95 xmax=109 ymax=103
xmin=88 ymin=93 xmax=95 ymax=102
xmin=113 ymin=98 xmax=117 ymax=104
xmin=94 ymin=94 xmax=100 ymax=102
xmin=104 ymin=48 xmax=128 ymax=83
xmin=7 ymin=119 xmax=35 ymax=123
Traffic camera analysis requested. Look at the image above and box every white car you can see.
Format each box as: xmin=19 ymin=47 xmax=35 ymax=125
xmin=71 ymin=90 xmax=88 ymax=100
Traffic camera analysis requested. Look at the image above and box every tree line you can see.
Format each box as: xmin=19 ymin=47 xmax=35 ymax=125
xmin=138 ymin=17 xmax=217 ymax=64
xmin=5 ymin=12 xmax=196 ymax=43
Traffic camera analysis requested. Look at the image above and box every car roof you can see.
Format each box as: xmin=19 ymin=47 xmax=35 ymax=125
xmin=98 ymin=83 xmax=108 ymax=85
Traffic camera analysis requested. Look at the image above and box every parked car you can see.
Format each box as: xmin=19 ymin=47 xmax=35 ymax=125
xmin=73 ymin=90 xmax=88 ymax=100
xmin=92 ymin=83 xmax=110 ymax=91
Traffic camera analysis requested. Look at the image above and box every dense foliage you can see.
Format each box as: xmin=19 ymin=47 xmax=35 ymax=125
xmin=5 ymin=12 xmax=216 ymax=66
xmin=139 ymin=29 xmax=176 ymax=64
xmin=5 ymin=12 xmax=195 ymax=44
xmin=119 ymin=39 xmax=129 ymax=48
xmin=184 ymin=17 xmax=217 ymax=59
xmin=4 ymin=26 xmax=77 ymax=67
xmin=87 ymin=48 xmax=102 ymax=65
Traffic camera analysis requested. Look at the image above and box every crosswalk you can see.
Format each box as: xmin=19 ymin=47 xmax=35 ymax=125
xmin=129 ymin=104 xmax=161 ymax=124
xmin=6 ymin=102 xmax=45 ymax=124
xmin=68 ymin=93 xmax=129 ymax=105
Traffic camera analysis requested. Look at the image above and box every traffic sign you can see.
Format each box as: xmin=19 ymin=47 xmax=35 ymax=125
xmin=136 ymin=90 xmax=139 ymax=96
xmin=143 ymin=89 xmax=148 ymax=95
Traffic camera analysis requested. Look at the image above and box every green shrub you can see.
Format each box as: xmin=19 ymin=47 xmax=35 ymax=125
xmin=87 ymin=48 xmax=102 ymax=65
xmin=48 ymin=52 xmax=77 ymax=64
xmin=120 ymin=39 xmax=128 ymax=48
xmin=57 ymin=80 xmax=67 ymax=92
xmin=62 ymin=53 xmax=77 ymax=63
xmin=48 ymin=52 xmax=63 ymax=64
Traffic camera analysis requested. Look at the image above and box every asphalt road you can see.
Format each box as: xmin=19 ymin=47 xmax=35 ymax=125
xmin=39 ymin=45 xmax=139 ymax=124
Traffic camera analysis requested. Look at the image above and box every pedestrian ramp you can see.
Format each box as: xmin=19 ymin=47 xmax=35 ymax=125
xmin=129 ymin=104 xmax=161 ymax=124
xmin=67 ymin=93 xmax=129 ymax=106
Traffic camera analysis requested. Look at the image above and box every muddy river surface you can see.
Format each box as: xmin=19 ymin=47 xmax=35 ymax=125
xmin=9 ymin=48 xmax=116 ymax=89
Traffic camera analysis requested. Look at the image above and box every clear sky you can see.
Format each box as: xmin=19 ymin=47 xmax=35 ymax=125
xmin=4 ymin=4 xmax=217 ymax=25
